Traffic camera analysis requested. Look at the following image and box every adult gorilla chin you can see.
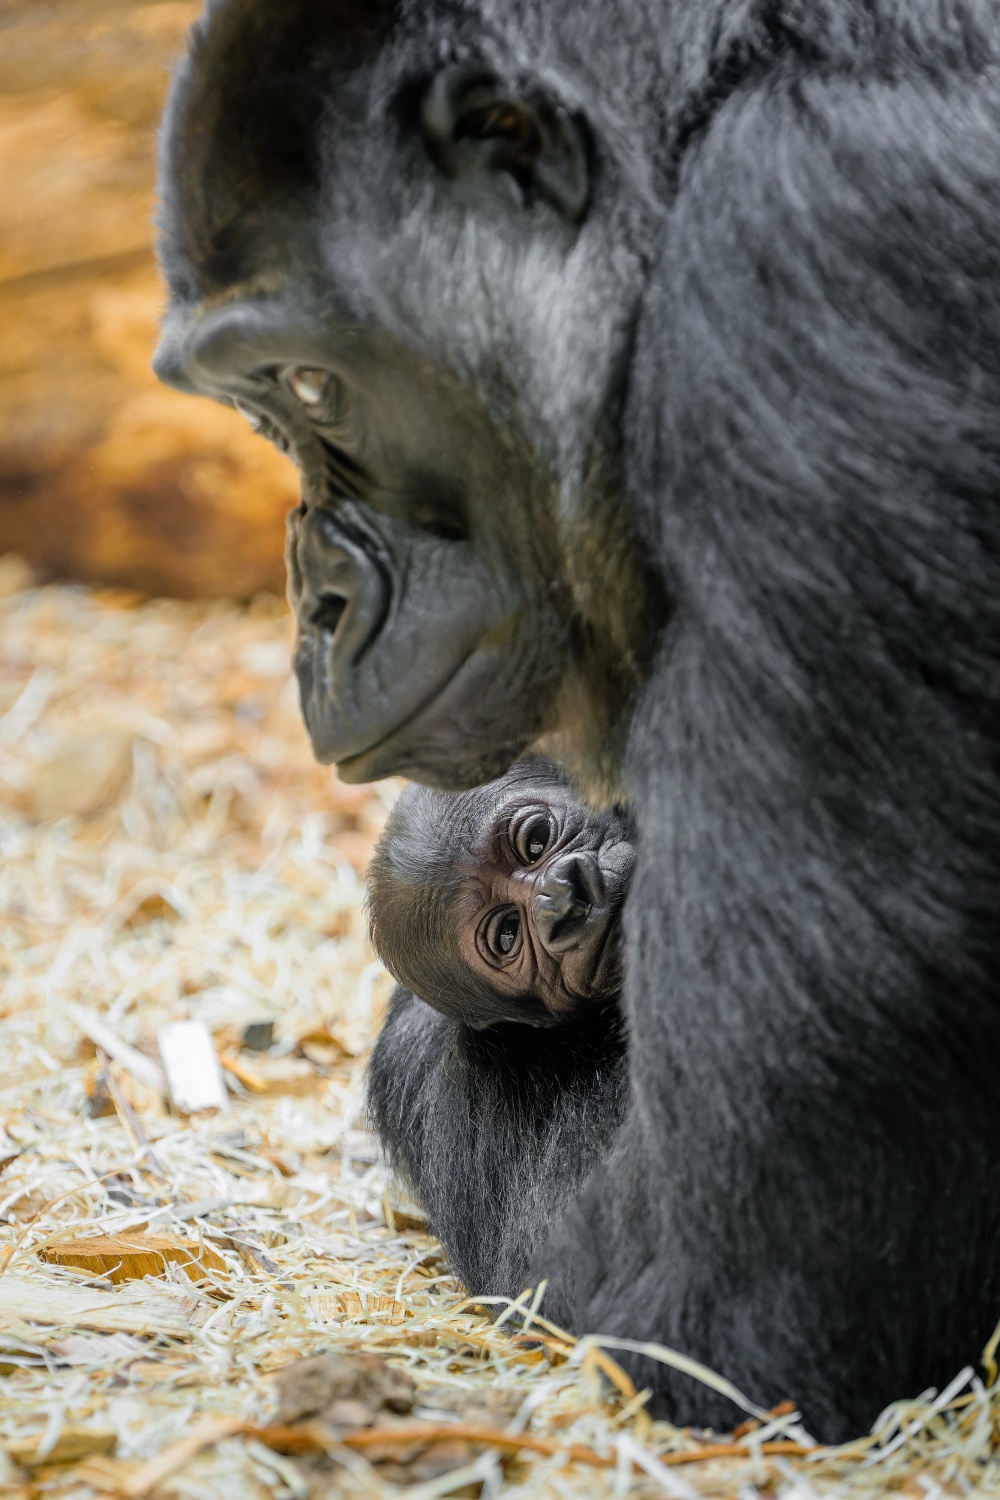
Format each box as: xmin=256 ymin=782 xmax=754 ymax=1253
xmin=154 ymin=0 xmax=1000 ymax=1441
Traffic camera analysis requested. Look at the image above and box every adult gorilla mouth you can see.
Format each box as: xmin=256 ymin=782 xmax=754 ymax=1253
xmin=302 ymin=639 xmax=534 ymax=787
xmin=288 ymin=501 xmax=548 ymax=788
xmin=317 ymin=647 xmax=474 ymax=782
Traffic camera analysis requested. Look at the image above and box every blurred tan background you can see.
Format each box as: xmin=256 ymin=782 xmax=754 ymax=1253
xmin=0 ymin=0 xmax=296 ymax=598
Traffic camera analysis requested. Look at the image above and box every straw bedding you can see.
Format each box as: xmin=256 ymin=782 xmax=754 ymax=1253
xmin=1 ymin=556 xmax=997 ymax=1499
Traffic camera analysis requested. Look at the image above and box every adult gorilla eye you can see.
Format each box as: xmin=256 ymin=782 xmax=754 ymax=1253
xmin=487 ymin=908 xmax=521 ymax=959
xmin=459 ymin=101 xmax=541 ymax=157
xmin=283 ymin=366 xmax=349 ymax=431
xmin=514 ymin=813 xmax=553 ymax=864
xmin=286 ymin=367 xmax=330 ymax=405
xmin=420 ymin=67 xmax=592 ymax=222
xmin=411 ymin=502 xmax=468 ymax=543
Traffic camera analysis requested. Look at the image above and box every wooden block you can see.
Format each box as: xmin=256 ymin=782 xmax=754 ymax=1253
xmin=0 ymin=4 xmax=297 ymax=600
xmin=335 ymin=1290 xmax=405 ymax=1325
xmin=157 ymin=1020 xmax=229 ymax=1114
xmin=366 ymin=1294 xmax=406 ymax=1326
xmin=40 ymin=1231 xmax=226 ymax=1285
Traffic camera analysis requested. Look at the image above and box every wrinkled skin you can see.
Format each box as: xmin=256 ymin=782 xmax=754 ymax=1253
xmin=158 ymin=302 xmax=584 ymax=787
xmin=452 ymin=777 xmax=633 ymax=1016
xmin=367 ymin=759 xmax=636 ymax=1027
xmin=157 ymin=0 xmax=1000 ymax=1444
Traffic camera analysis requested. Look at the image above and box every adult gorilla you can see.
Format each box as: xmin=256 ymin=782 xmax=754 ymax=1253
xmin=154 ymin=0 xmax=1000 ymax=1440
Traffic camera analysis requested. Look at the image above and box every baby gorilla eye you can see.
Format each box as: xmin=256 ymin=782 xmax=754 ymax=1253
xmin=513 ymin=812 xmax=553 ymax=864
xmin=487 ymin=907 xmax=521 ymax=959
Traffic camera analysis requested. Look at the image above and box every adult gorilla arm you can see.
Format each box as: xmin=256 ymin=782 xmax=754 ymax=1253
xmin=367 ymin=986 xmax=627 ymax=1299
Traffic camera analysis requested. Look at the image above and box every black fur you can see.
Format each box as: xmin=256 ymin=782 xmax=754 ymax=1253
xmin=157 ymin=0 xmax=1000 ymax=1442
xmin=369 ymin=989 xmax=628 ymax=1297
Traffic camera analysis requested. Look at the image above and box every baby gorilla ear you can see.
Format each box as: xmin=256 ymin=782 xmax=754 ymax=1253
xmin=420 ymin=65 xmax=591 ymax=222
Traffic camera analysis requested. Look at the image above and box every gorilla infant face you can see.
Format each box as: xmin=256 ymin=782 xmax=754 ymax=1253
xmin=368 ymin=758 xmax=635 ymax=1027
xmin=450 ymin=772 xmax=635 ymax=1017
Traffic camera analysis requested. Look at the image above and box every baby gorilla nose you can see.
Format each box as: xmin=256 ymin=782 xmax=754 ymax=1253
xmin=534 ymin=853 xmax=605 ymax=954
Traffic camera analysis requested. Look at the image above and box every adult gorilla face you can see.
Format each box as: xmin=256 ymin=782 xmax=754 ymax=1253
xmin=153 ymin=0 xmax=662 ymax=790
xmin=158 ymin=300 xmax=567 ymax=786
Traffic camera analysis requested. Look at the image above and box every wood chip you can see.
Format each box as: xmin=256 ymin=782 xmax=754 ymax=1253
xmin=41 ymin=1231 xmax=226 ymax=1285
xmin=218 ymin=1052 xmax=320 ymax=1096
xmin=335 ymin=1289 xmax=406 ymax=1325
xmin=115 ymin=1415 xmax=245 ymax=1497
xmin=27 ymin=729 xmax=132 ymax=821
xmin=0 ymin=1276 xmax=194 ymax=1337
xmin=157 ymin=1020 xmax=229 ymax=1114
xmin=272 ymin=1351 xmax=414 ymax=1423
xmin=47 ymin=1331 xmax=146 ymax=1365
xmin=65 ymin=1003 xmax=166 ymax=1093
xmin=5 ymin=1427 xmax=117 ymax=1467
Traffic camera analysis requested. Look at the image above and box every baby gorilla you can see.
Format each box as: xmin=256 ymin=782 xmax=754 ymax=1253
xmin=366 ymin=758 xmax=633 ymax=1297
xmin=367 ymin=758 xmax=635 ymax=1028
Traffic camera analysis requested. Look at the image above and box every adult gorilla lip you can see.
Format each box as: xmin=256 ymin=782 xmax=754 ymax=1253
xmin=323 ymin=647 xmax=477 ymax=782
xmin=330 ymin=644 xmax=528 ymax=787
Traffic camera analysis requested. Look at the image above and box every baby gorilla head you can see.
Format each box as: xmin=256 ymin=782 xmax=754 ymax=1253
xmin=367 ymin=758 xmax=636 ymax=1028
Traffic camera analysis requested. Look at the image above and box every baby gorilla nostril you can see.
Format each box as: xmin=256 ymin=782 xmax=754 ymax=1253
xmin=310 ymin=591 xmax=349 ymax=634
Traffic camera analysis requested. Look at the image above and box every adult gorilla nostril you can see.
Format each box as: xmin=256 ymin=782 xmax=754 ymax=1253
xmin=310 ymin=592 xmax=349 ymax=635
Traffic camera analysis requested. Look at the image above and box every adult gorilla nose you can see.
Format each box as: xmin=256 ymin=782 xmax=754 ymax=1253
xmin=152 ymin=304 xmax=250 ymax=397
xmin=289 ymin=505 xmax=388 ymax=661
xmin=534 ymin=854 xmax=606 ymax=954
xmin=154 ymin=297 xmax=342 ymax=400
xmin=152 ymin=318 xmax=199 ymax=394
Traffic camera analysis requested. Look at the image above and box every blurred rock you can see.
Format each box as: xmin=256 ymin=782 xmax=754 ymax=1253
xmin=273 ymin=1352 xmax=416 ymax=1425
xmin=0 ymin=0 xmax=297 ymax=598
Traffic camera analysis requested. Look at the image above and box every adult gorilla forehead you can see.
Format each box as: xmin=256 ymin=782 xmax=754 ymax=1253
xmin=158 ymin=0 xmax=389 ymax=295
xmin=157 ymin=0 xmax=661 ymax=303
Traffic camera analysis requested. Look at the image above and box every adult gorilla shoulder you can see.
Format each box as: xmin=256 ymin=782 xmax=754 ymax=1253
xmin=155 ymin=0 xmax=1000 ymax=1441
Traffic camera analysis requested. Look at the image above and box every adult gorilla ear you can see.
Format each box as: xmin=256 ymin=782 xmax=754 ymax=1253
xmin=420 ymin=65 xmax=591 ymax=223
